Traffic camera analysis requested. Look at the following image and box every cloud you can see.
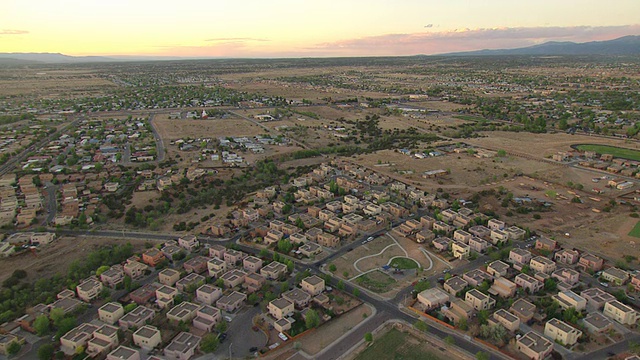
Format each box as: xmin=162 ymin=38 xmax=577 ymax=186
xmin=308 ymin=25 xmax=640 ymax=56
xmin=424 ymin=24 xmax=433 ymax=28
xmin=0 ymin=29 xmax=29 ymax=35
xmin=204 ymin=37 xmax=269 ymax=42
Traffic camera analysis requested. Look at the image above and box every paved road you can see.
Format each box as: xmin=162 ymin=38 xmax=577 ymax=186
xmin=215 ymin=306 xmax=266 ymax=359
xmin=43 ymin=182 xmax=57 ymax=225
xmin=147 ymin=113 xmax=165 ymax=162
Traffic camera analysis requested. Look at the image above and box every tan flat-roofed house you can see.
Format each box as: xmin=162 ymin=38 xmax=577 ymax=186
xmin=601 ymin=267 xmax=630 ymax=285
xmin=283 ymin=288 xmax=312 ymax=308
xmin=107 ymin=346 xmax=140 ymax=360
xmin=553 ymin=290 xmax=586 ymax=311
xmin=167 ymin=302 xmax=200 ymax=323
xmin=582 ymin=313 xmax=613 ymax=334
xmin=515 ymin=273 xmax=543 ymax=294
xmin=463 ymin=269 xmax=493 ymax=287
xmin=269 ymin=297 xmax=294 ymax=320
xmin=516 ymin=331 xmax=553 ymax=360
xmin=99 ymin=302 xmax=125 ymax=325
xmin=489 ymin=277 xmax=516 ymax=298
xmin=207 ymin=258 xmax=227 ymax=278
xmin=578 ymin=253 xmax=604 ymax=272
xmin=76 ymin=277 xmax=103 ymax=302
xmin=544 ymin=318 xmax=582 ymax=346
xmin=581 ymin=288 xmax=616 ymax=310
xmin=465 ymin=289 xmax=496 ymax=310
xmin=164 ymin=332 xmax=201 ymax=360
xmin=260 ymin=261 xmax=287 ymax=280
xmin=444 ymin=276 xmax=468 ymax=296
xmin=100 ymin=266 xmax=124 ymax=288
xmin=301 ymin=275 xmax=325 ymax=296
xmin=552 ymin=268 xmax=580 ymax=286
xmin=175 ymin=273 xmax=205 ymax=292
xmin=60 ymin=323 xmax=100 ymax=355
xmin=118 ymin=306 xmax=155 ymax=330
xmin=155 ymin=285 xmax=179 ymax=309
xmin=510 ymin=299 xmax=536 ymax=322
xmin=195 ymin=285 xmax=223 ymax=305
xmin=509 ymin=248 xmax=532 ymax=268
xmin=603 ymin=300 xmax=639 ymax=325
xmin=489 ymin=309 xmax=520 ymax=332
xmin=535 ymin=237 xmax=557 ymax=251
xmin=486 ymin=260 xmax=510 ymax=278
xmin=158 ymin=268 xmax=181 ymax=286
xmin=133 ymin=325 xmax=161 ymax=350
xmin=244 ymin=272 xmax=266 ymax=293
xmin=555 ymin=249 xmax=579 ymax=265
xmin=243 ymin=256 xmax=263 ymax=273
xmin=123 ymin=260 xmax=148 ymax=280
xmin=192 ymin=305 xmax=221 ymax=332
xmin=451 ymin=241 xmax=470 ymax=259
xmin=216 ymin=291 xmax=246 ymax=312
xmin=86 ymin=324 xmax=119 ymax=357
xmin=142 ymin=248 xmax=165 ymax=267
xmin=529 ymin=256 xmax=556 ymax=274
xmin=417 ymin=288 xmax=449 ymax=310
xmin=183 ymin=256 xmax=208 ymax=274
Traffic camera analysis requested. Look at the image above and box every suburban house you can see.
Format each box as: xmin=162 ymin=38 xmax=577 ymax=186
xmin=417 ymin=288 xmax=449 ymax=310
xmin=581 ymin=288 xmax=616 ymax=310
xmin=551 ymin=268 xmax=580 ymax=287
xmin=123 ymin=260 xmax=148 ymax=280
xmin=444 ymin=276 xmax=468 ymax=296
xmin=603 ymin=300 xmax=639 ymax=325
xmin=155 ymin=286 xmax=179 ymax=309
xmin=601 ymin=267 xmax=630 ymax=285
xmin=76 ymin=277 xmax=103 ymax=302
xmin=553 ymin=290 xmax=587 ymax=311
xmin=243 ymin=256 xmax=264 ymax=273
xmin=158 ymin=268 xmax=181 ymax=286
xmin=221 ymin=269 xmax=247 ymax=289
xmin=268 ymin=298 xmax=294 ymax=320
xmin=554 ymin=249 xmax=580 ymax=265
xmin=516 ymin=331 xmax=553 ymax=360
xmin=514 ymin=274 xmax=543 ymax=294
xmin=183 ymin=256 xmax=208 ymax=274
xmin=443 ymin=299 xmax=473 ymax=325
xmin=244 ymin=272 xmax=266 ymax=293
xmin=142 ymin=249 xmax=165 ymax=267
xmin=489 ymin=309 xmax=520 ymax=332
xmin=510 ymin=298 xmax=536 ymax=323
xmin=489 ymin=277 xmax=517 ymax=298
xmin=260 ymin=261 xmax=287 ymax=280
xmin=582 ymin=313 xmax=613 ymax=335
xmin=192 ymin=305 xmax=221 ymax=332
xmin=535 ymin=237 xmax=557 ymax=251
xmin=195 ymin=285 xmax=223 ymax=306
xmin=132 ymin=325 xmax=162 ymax=350
xmin=486 ymin=260 xmax=510 ymax=278
xmin=177 ymin=235 xmax=199 ymax=252
xmin=163 ymin=332 xmax=201 ymax=360
xmin=283 ymin=289 xmax=312 ymax=308
xmin=175 ymin=273 xmax=205 ymax=292
xmin=118 ymin=306 xmax=155 ymax=330
xmin=544 ymin=318 xmax=582 ymax=346
xmin=100 ymin=266 xmax=124 ymax=288
xmin=107 ymin=346 xmax=140 ymax=360
xmin=98 ymin=302 xmax=125 ymax=325
xmin=301 ymin=275 xmax=325 ymax=296
xmin=60 ymin=323 xmax=99 ymax=355
xmin=529 ymin=256 xmax=557 ymax=274
xmin=207 ymin=258 xmax=227 ymax=278
xmin=166 ymin=302 xmax=200 ymax=324
xmin=86 ymin=324 xmax=119 ymax=358
xmin=451 ymin=241 xmax=470 ymax=259
xmin=578 ymin=253 xmax=604 ymax=272
xmin=509 ymin=248 xmax=532 ymax=269
xmin=463 ymin=269 xmax=493 ymax=287
xmin=216 ymin=291 xmax=247 ymax=312
xmin=465 ymin=289 xmax=496 ymax=310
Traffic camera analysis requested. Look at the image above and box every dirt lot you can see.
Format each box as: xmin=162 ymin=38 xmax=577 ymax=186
xmin=466 ymin=131 xmax=640 ymax=159
xmin=0 ymin=68 xmax=114 ymax=97
xmin=0 ymin=236 xmax=148 ymax=284
xmin=154 ymin=117 xmax=265 ymax=140
xmin=299 ymin=303 xmax=373 ymax=356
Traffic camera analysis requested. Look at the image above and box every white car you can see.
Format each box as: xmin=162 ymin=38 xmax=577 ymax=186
xmin=278 ymin=332 xmax=289 ymax=341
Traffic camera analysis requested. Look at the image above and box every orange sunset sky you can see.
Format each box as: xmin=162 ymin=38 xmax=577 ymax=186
xmin=1 ymin=0 xmax=639 ymax=58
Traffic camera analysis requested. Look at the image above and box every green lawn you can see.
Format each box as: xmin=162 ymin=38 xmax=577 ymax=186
xmin=355 ymin=328 xmax=440 ymax=360
xmin=389 ymin=257 xmax=419 ymax=270
xmin=355 ymin=270 xmax=396 ymax=293
xmin=629 ymin=221 xmax=640 ymax=238
xmin=574 ymin=144 xmax=640 ymax=162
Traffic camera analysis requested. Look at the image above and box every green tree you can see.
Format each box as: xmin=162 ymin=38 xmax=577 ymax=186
xmin=56 ymin=318 xmax=77 ymax=339
xmin=337 ymin=280 xmax=345 ymax=291
xmin=200 ymin=334 xmax=220 ymax=353
xmin=496 ymin=149 xmax=507 ymax=157
xmin=444 ymin=335 xmax=455 ymax=345
xmin=476 ymin=351 xmax=490 ymax=360
xmin=95 ymin=265 xmax=110 ymax=277
xmin=38 ymin=343 xmax=55 ymax=360
xmin=305 ymin=308 xmax=321 ymax=329
xmin=413 ymin=320 xmax=429 ymax=332
xmin=329 ymin=264 xmax=337 ymax=272
xmin=34 ymin=315 xmax=50 ymax=336
xmin=216 ymin=320 xmax=228 ymax=333
xmin=364 ymin=333 xmax=373 ymax=342
xmin=352 ymin=288 xmax=360 ymax=297
xmin=49 ymin=308 xmax=65 ymax=327
xmin=7 ymin=341 xmax=21 ymax=356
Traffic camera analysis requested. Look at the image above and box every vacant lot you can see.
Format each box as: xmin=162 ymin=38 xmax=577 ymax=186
xmin=355 ymin=270 xmax=397 ymax=293
xmin=354 ymin=328 xmax=441 ymax=360
xmin=466 ymin=131 xmax=640 ymax=159
xmin=629 ymin=221 xmax=640 ymax=238
xmin=574 ymin=144 xmax=640 ymax=161
xmin=154 ymin=117 xmax=265 ymax=140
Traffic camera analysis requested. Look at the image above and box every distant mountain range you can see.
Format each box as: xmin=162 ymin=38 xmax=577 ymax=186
xmin=1 ymin=35 xmax=639 ymax=64
xmin=443 ymin=35 xmax=640 ymax=56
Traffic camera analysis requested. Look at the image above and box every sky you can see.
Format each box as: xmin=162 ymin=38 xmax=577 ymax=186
xmin=1 ymin=0 xmax=639 ymax=58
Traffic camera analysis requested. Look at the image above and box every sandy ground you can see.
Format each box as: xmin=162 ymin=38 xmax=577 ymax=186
xmin=0 ymin=236 xmax=148 ymax=284
xmin=299 ymin=304 xmax=373 ymax=355
xmin=154 ymin=118 xmax=265 ymax=140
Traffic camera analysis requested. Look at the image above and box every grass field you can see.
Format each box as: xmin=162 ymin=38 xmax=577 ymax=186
xmin=453 ymin=115 xmax=486 ymax=122
xmin=354 ymin=328 xmax=440 ymax=360
xmin=574 ymin=144 xmax=640 ymax=161
xmin=355 ymin=270 xmax=397 ymax=293
xmin=628 ymin=221 xmax=640 ymax=238
xmin=389 ymin=257 xmax=420 ymax=270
